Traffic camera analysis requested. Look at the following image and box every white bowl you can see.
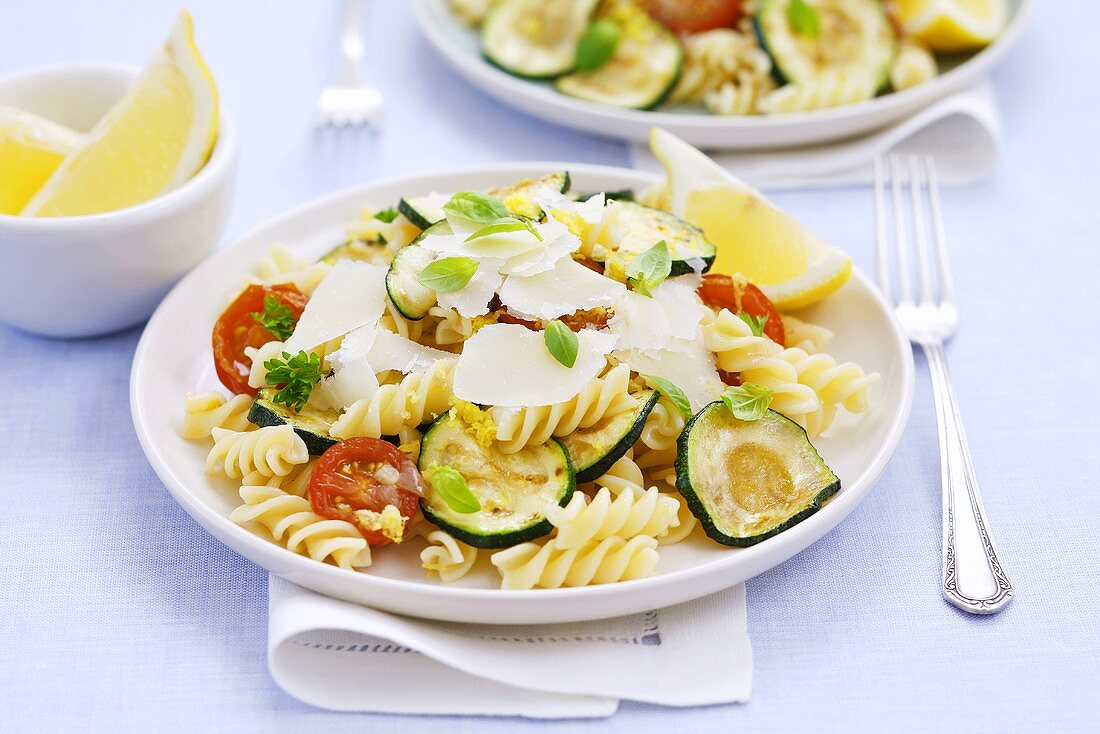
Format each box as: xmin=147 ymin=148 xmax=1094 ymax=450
xmin=412 ymin=0 xmax=1033 ymax=148
xmin=0 ymin=62 xmax=237 ymax=338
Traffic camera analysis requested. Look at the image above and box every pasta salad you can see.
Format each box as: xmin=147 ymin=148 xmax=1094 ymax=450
xmin=182 ymin=157 xmax=879 ymax=590
xmin=446 ymin=0 xmax=1005 ymax=115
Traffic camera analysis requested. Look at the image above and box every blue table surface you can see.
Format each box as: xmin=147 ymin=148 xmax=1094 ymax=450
xmin=2 ymin=2 xmax=1098 ymax=731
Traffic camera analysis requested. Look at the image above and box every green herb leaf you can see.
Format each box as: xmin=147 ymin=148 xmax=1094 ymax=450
xmin=788 ymin=0 xmax=821 ymax=38
xmin=738 ymin=312 xmax=769 ymax=338
xmin=720 ymin=382 xmax=774 ymax=422
xmin=642 ymin=374 xmax=693 ymax=421
xmin=265 ymin=351 xmax=323 ymax=412
xmin=417 ymin=256 xmax=479 ymax=293
xmin=426 ymin=463 xmax=481 ymax=514
xmin=544 ymin=320 xmax=579 ymax=368
xmin=575 ymin=19 xmax=621 ymax=73
xmin=374 ymin=207 xmax=399 ymax=224
xmin=251 ymin=294 xmax=298 ymax=341
xmin=443 ymin=190 xmax=510 ymax=224
xmin=626 ymin=240 xmax=672 ymax=297
xmin=465 ymin=217 xmax=543 ymax=242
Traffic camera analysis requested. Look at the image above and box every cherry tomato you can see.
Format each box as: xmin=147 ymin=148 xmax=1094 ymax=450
xmin=212 ymin=284 xmax=308 ymax=396
xmin=498 ymin=307 xmax=609 ymax=332
xmin=309 ymin=437 xmax=423 ymax=546
xmin=697 ymin=274 xmax=786 ymax=346
xmin=719 ymin=370 xmax=742 ymax=387
xmin=642 ymin=0 xmax=742 ymax=33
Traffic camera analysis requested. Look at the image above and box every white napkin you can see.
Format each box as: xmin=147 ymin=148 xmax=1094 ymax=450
xmin=267 ymin=575 xmax=752 ymax=718
xmin=630 ymin=82 xmax=1001 ymax=189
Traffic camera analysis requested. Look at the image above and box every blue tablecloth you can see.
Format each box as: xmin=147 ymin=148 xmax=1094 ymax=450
xmin=2 ymin=2 xmax=1097 ymax=731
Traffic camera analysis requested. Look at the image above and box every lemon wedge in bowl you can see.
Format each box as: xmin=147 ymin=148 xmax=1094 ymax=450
xmin=21 ymin=10 xmax=218 ymax=217
xmin=895 ymin=0 xmax=1007 ymax=52
xmin=649 ymin=127 xmax=852 ymax=311
xmin=0 ymin=106 xmax=81 ymax=215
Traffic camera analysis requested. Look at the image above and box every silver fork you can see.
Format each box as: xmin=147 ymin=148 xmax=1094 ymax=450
xmin=315 ymin=0 xmax=383 ymax=128
xmin=874 ymin=155 xmax=1013 ymax=615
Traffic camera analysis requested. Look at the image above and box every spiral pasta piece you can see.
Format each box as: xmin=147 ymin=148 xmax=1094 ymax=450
xmin=491 ymin=535 xmax=659 ymax=590
xmin=419 ymin=528 xmax=478 ymax=583
xmin=381 ymin=299 xmax=429 ymax=343
xmin=593 ymin=453 xmax=697 ymax=545
xmin=490 ymin=364 xmax=638 ymax=453
xmin=548 ymin=487 xmax=681 ymax=549
xmin=428 ymin=305 xmax=474 ymax=347
xmin=890 ymin=40 xmax=937 ymax=91
xmin=670 ymin=29 xmax=773 ymax=116
xmin=782 ymin=315 xmax=834 ymax=354
xmin=230 ymin=485 xmax=370 ymax=569
xmin=329 ymin=359 xmax=456 ymax=439
xmin=242 ymin=459 xmax=316 ymax=498
xmin=180 ymin=392 xmax=253 ymax=441
xmin=248 ymin=244 xmax=333 ymax=295
xmin=245 ymin=340 xmax=286 ymax=390
xmin=638 ymin=395 xmax=685 ymax=452
xmin=207 ymin=425 xmax=309 ymax=479
xmin=759 ymin=68 xmax=878 ymax=114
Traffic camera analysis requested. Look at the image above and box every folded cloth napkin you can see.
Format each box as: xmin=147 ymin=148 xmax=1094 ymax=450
xmin=630 ymin=82 xmax=1001 ymax=189
xmin=267 ymin=575 xmax=752 ymax=718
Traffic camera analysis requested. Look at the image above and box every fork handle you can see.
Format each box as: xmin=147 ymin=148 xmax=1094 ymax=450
xmin=922 ymin=341 xmax=1013 ymax=614
xmin=335 ymin=0 xmax=367 ymax=88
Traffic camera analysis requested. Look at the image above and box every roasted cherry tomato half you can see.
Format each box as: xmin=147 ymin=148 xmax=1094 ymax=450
xmin=309 ymin=437 xmax=424 ymax=546
xmin=498 ymin=307 xmax=609 ymax=332
xmin=212 ymin=284 xmax=308 ymax=396
xmin=697 ymin=274 xmax=785 ymax=346
xmin=642 ymin=0 xmax=742 ymax=33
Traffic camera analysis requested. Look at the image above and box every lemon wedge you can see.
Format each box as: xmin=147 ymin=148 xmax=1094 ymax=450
xmin=649 ymin=127 xmax=852 ymax=311
xmin=0 ymin=106 xmax=82 ymax=215
xmin=895 ymin=0 xmax=1007 ymax=52
xmin=21 ymin=10 xmax=218 ymax=217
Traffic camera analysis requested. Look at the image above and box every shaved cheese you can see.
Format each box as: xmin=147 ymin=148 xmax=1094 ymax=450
xmin=322 ymin=323 xmax=380 ymax=409
xmin=498 ymin=217 xmax=580 ymax=276
xmin=454 ymin=323 xmax=617 ymax=406
xmin=436 ymin=263 xmax=504 ymax=318
xmin=608 ymin=277 xmax=708 ymax=353
xmin=614 ymin=339 xmax=722 ymax=413
xmin=421 ymin=227 xmax=543 ymax=261
xmin=367 ymin=329 xmax=452 ymax=374
xmin=284 ymin=261 xmax=387 ymax=353
xmin=498 ymin=257 xmax=625 ymax=321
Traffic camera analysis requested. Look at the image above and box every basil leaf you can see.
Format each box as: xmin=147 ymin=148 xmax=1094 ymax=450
xmin=418 ymin=256 xmax=478 ymax=293
xmin=374 ymin=207 xmax=399 ymax=223
xmin=720 ymin=382 xmax=774 ymax=422
xmin=626 ymin=240 xmax=672 ymax=297
xmin=443 ymin=190 xmax=510 ymax=224
xmin=738 ymin=312 xmax=769 ymax=338
xmin=642 ymin=374 xmax=693 ymax=421
xmin=465 ymin=217 xmax=543 ymax=242
xmin=427 ymin=464 xmax=481 ymax=514
xmin=788 ymin=0 xmax=821 ymax=38
xmin=575 ymin=19 xmax=621 ymax=73
xmin=544 ymin=320 xmax=579 ymax=368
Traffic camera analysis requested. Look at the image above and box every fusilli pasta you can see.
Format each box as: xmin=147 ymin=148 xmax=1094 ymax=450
xmin=491 ymin=534 xmax=658 ymax=590
xmin=245 ymin=340 xmax=286 ymax=390
xmin=230 ymin=485 xmax=371 ymax=569
xmin=638 ymin=394 xmax=685 ymax=452
xmin=242 ymin=458 xmax=316 ymax=498
xmin=759 ymin=68 xmax=878 ymax=114
xmin=782 ymin=315 xmax=834 ymax=354
xmin=180 ymin=392 xmax=253 ymax=440
xmin=207 ymin=425 xmax=310 ymax=479
xmin=490 ymin=364 xmax=638 ymax=453
xmin=890 ymin=41 xmax=938 ymax=91
xmin=250 ymin=244 xmax=332 ymax=295
xmin=329 ymin=359 xmax=456 ymax=439
xmin=428 ymin=305 xmax=474 ymax=346
xmin=548 ymin=486 xmax=681 ymax=549
xmin=591 ymin=454 xmax=697 ymax=545
xmin=669 ymin=29 xmax=774 ymax=116
xmin=419 ymin=528 xmax=478 ymax=583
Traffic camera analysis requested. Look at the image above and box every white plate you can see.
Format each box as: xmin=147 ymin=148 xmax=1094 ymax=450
xmin=131 ymin=163 xmax=914 ymax=624
xmin=411 ymin=0 xmax=1033 ymax=149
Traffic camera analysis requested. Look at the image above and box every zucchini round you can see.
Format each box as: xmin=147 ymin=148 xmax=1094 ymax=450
xmin=555 ymin=6 xmax=682 ymax=110
xmin=398 ymin=193 xmax=449 ymax=230
xmin=481 ymin=0 xmax=601 ymax=79
xmin=419 ymin=410 xmax=576 ymax=548
xmin=559 ymin=389 xmax=659 ymax=482
xmin=489 ymin=171 xmax=571 ymax=220
xmin=248 ymin=387 xmax=340 ymax=456
xmin=675 ymin=404 xmax=840 ymax=547
xmin=385 ymin=243 xmax=438 ymax=321
xmin=320 ymin=239 xmax=386 ymax=266
xmin=754 ymin=0 xmax=896 ymax=90
xmin=598 ymin=201 xmax=716 ymax=277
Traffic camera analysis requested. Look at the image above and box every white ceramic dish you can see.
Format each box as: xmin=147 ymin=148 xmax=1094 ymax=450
xmin=0 ymin=63 xmax=237 ymax=338
xmin=411 ymin=0 xmax=1033 ymax=149
xmin=131 ymin=163 xmax=914 ymax=624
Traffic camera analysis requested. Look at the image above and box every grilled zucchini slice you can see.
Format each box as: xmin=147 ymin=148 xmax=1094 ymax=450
xmin=596 ymin=201 xmax=716 ymax=277
xmin=481 ymin=0 xmax=601 ymax=79
xmin=248 ymin=387 xmax=340 ymax=456
xmin=559 ymin=390 xmax=659 ymax=482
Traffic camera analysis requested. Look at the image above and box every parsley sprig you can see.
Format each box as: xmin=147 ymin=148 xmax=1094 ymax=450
xmin=265 ymin=350 xmax=323 ymax=412
xmin=251 ymin=294 xmax=297 ymax=341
